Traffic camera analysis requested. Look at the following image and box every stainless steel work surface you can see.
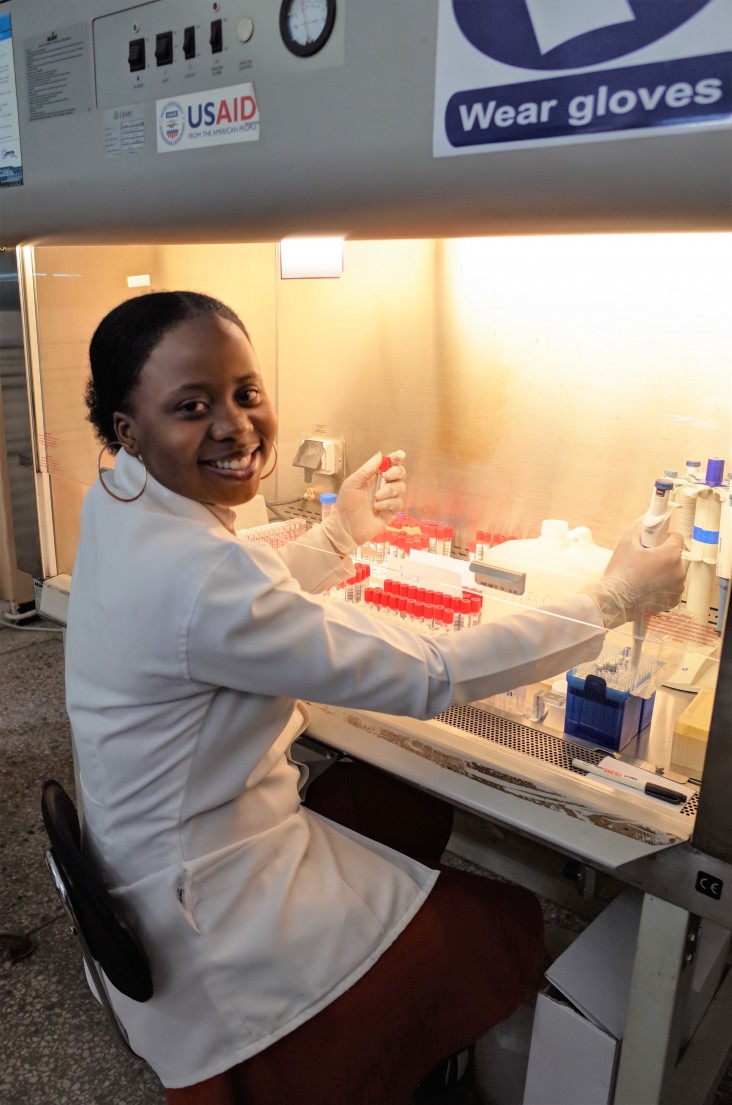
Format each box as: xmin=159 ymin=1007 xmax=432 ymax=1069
xmin=304 ymin=698 xmax=696 ymax=873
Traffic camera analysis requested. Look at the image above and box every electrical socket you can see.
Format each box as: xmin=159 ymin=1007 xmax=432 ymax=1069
xmin=312 ymin=436 xmax=344 ymax=477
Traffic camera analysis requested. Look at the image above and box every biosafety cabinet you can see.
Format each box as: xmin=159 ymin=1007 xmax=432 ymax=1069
xmin=2 ymin=2 xmax=732 ymax=1104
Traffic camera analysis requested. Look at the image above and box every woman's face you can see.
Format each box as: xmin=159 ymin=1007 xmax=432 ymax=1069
xmin=114 ymin=314 xmax=277 ymax=508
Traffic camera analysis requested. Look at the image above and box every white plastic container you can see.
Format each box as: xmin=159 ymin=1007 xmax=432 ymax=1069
xmin=477 ymin=520 xmax=612 ymax=616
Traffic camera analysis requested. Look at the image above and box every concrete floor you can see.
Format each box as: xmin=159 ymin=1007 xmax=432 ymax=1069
xmin=2 ymin=623 xmax=731 ymax=1105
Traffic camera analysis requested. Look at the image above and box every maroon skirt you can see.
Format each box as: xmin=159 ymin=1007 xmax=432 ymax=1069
xmin=166 ymin=761 xmax=544 ymax=1105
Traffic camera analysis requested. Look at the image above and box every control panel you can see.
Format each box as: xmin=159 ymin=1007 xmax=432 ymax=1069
xmin=92 ymin=0 xmax=344 ymax=111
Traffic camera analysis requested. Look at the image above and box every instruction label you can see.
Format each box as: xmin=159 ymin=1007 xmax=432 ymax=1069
xmin=24 ymin=22 xmax=92 ymax=122
xmin=0 ymin=12 xmax=22 ymax=185
xmin=103 ymin=104 xmax=145 ymax=158
xmin=434 ymin=0 xmax=732 ymax=155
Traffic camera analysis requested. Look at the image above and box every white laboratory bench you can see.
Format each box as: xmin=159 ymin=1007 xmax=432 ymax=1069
xmin=303 ymin=685 xmax=732 ymax=1105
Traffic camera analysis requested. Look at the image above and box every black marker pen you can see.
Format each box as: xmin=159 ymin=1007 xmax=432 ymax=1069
xmin=572 ymin=759 xmax=686 ymax=805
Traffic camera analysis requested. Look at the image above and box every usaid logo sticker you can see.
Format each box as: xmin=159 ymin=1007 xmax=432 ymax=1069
xmin=159 ymin=101 xmax=185 ymax=146
xmin=434 ymin=0 xmax=732 ymax=155
xmin=156 ymin=83 xmax=259 ymax=153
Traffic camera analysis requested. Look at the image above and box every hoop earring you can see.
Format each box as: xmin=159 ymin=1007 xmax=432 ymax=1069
xmin=97 ymin=443 xmax=148 ymax=503
xmin=260 ymin=442 xmax=278 ymax=480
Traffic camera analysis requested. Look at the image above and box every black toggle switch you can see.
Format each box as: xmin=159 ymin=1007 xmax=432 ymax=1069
xmin=128 ymin=37 xmax=146 ymax=72
xmin=155 ymin=31 xmax=173 ymax=66
xmin=183 ymin=25 xmax=196 ymax=59
xmin=210 ymin=18 xmax=223 ymax=53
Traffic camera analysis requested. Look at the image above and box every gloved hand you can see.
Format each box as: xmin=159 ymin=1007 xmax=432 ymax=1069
xmin=582 ymin=519 xmax=687 ymax=630
xmin=321 ymin=450 xmax=407 ymax=555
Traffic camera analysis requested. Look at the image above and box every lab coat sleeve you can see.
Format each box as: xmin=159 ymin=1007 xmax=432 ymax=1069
xmin=274 ymin=521 xmax=353 ymax=595
xmin=187 ymin=541 xmax=606 ymax=718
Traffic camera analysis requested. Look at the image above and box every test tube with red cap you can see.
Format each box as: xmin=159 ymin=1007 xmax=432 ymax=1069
xmin=375 ymin=455 xmax=393 ymax=496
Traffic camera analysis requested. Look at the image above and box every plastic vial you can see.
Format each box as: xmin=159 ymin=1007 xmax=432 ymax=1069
xmin=320 ymin=492 xmax=337 ymax=519
xmin=375 ymin=456 xmax=393 ymax=494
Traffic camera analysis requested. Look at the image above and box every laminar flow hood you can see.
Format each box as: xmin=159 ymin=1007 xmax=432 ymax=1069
xmin=0 ymin=0 xmax=731 ymax=246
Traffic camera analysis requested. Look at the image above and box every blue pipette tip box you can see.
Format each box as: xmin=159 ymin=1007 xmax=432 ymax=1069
xmin=564 ymin=671 xmax=656 ymax=751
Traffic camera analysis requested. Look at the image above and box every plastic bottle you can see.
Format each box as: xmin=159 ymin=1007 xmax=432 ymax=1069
xmin=476 ymin=519 xmax=611 ymax=616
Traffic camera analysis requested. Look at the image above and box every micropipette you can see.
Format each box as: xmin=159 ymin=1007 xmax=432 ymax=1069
xmin=631 ymin=478 xmax=675 ymax=676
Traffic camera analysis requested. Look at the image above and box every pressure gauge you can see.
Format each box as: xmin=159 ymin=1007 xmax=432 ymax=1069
xmin=279 ymin=0 xmax=336 ymax=57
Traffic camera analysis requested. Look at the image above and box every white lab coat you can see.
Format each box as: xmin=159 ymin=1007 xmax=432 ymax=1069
xmin=65 ymin=449 xmax=605 ymax=1088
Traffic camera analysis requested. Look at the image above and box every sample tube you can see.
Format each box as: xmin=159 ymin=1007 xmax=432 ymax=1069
xmin=320 ymin=492 xmax=337 ymax=519
xmin=375 ymin=456 xmax=393 ymax=495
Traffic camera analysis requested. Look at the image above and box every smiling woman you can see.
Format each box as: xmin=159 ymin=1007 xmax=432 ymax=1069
xmin=113 ymin=316 xmax=277 ymax=509
xmin=87 ymin=292 xmax=277 ymax=510
xmin=65 ymin=289 xmax=685 ymax=1105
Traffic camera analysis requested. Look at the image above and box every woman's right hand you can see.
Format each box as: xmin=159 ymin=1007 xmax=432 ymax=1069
xmin=583 ymin=520 xmax=687 ymax=629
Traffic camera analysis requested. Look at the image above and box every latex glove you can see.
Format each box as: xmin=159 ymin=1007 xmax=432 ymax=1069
xmin=321 ymin=450 xmax=407 ymax=555
xmin=582 ymin=519 xmax=687 ymax=630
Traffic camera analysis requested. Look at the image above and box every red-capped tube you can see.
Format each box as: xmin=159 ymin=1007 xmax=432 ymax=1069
xmin=375 ymin=455 xmax=394 ymax=495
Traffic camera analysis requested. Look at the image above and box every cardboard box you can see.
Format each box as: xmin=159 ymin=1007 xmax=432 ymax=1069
xmin=523 ymin=890 xmax=730 ymax=1105
xmin=523 ymin=889 xmax=641 ymax=1105
xmin=523 ymin=987 xmax=619 ymax=1105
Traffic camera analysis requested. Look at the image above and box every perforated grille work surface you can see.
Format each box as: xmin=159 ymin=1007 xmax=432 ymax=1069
xmin=436 ymin=703 xmax=698 ymax=818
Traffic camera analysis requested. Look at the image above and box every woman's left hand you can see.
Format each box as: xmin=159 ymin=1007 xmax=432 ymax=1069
xmin=332 ymin=450 xmax=406 ymax=547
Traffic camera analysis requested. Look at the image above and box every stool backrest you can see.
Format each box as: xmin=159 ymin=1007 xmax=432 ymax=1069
xmin=41 ymin=779 xmax=153 ymax=1004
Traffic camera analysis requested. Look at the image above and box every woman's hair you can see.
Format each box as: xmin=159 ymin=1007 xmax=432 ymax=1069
xmin=86 ymin=290 xmax=249 ymax=447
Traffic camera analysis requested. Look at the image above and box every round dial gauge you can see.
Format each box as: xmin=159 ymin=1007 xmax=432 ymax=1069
xmin=280 ymin=0 xmax=336 ymax=57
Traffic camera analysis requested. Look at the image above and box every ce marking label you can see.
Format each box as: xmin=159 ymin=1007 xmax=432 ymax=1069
xmin=696 ymin=871 xmax=724 ymax=900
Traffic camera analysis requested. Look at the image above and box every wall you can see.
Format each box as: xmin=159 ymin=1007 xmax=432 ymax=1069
xmin=276 ymin=232 xmax=731 ymax=552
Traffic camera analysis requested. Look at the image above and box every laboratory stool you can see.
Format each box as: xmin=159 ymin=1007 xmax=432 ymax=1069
xmin=41 ymin=780 xmax=247 ymax=1105
xmin=40 ymin=779 xmax=153 ymax=1050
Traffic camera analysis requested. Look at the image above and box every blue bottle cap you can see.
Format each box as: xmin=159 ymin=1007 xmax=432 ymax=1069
xmin=706 ymin=458 xmax=725 ymax=486
xmin=319 ymin=493 xmax=337 ymax=503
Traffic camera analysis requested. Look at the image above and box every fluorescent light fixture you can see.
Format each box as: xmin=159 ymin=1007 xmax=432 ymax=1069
xmin=127 ymin=274 xmax=151 ymax=288
xmin=280 ymin=237 xmax=343 ymax=279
